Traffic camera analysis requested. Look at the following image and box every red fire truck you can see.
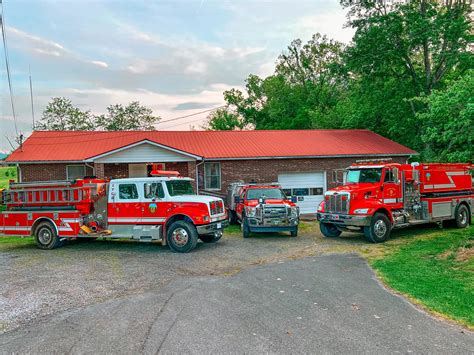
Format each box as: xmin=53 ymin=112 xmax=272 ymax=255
xmin=0 ymin=171 xmax=228 ymax=252
xmin=317 ymin=162 xmax=473 ymax=242
xmin=227 ymin=182 xmax=300 ymax=238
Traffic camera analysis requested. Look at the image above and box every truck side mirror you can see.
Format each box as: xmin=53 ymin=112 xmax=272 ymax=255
xmin=291 ymin=196 xmax=297 ymax=203
xmin=234 ymin=196 xmax=240 ymax=204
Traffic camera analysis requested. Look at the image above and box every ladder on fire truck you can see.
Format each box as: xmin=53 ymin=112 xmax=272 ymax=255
xmin=2 ymin=180 xmax=88 ymax=207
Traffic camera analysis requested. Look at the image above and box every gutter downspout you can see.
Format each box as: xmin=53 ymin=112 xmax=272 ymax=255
xmin=85 ymin=162 xmax=95 ymax=177
xmin=195 ymin=158 xmax=205 ymax=195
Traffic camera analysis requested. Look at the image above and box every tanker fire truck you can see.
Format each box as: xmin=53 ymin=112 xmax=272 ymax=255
xmin=227 ymin=182 xmax=300 ymax=238
xmin=317 ymin=162 xmax=473 ymax=242
xmin=0 ymin=171 xmax=228 ymax=252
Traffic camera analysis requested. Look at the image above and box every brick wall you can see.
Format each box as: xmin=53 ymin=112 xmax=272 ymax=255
xmin=20 ymin=164 xmax=93 ymax=182
xmin=198 ymin=156 xmax=409 ymax=194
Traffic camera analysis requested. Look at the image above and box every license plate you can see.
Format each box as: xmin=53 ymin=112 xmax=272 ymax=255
xmin=216 ymin=222 xmax=222 ymax=229
xmin=331 ymin=215 xmax=340 ymax=220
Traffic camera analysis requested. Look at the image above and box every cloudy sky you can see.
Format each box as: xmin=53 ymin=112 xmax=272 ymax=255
xmin=0 ymin=0 xmax=354 ymax=152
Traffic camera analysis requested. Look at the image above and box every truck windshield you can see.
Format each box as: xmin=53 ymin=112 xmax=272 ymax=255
xmin=346 ymin=169 xmax=382 ymax=183
xmin=246 ymin=188 xmax=285 ymax=200
xmin=166 ymin=180 xmax=195 ymax=196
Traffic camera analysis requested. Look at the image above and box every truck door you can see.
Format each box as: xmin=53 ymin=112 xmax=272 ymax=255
xmin=108 ymin=182 xmax=142 ymax=224
xmin=382 ymin=168 xmax=401 ymax=205
xmin=142 ymin=181 xmax=167 ymax=224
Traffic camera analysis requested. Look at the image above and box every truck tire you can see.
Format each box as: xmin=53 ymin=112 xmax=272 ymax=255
xmin=290 ymin=226 xmax=298 ymax=237
xmin=320 ymin=222 xmax=342 ymax=238
xmin=166 ymin=221 xmax=198 ymax=253
xmin=455 ymin=204 xmax=470 ymax=228
xmin=228 ymin=210 xmax=238 ymax=225
xmin=34 ymin=221 xmax=61 ymax=250
xmin=199 ymin=233 xmax=222 ymax=243
xmin=364 ymin=213 xmax=391 ymax=243
xmin=242 ymin=217 xmax=250 ymax=238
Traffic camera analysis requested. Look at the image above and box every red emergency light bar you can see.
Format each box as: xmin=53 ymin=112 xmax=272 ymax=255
xmin=150 ymin=170 xmax=180 ymax=177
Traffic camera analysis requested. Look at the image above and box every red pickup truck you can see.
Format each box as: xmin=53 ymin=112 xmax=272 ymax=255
xmin=227 ymin=183 xmax=300 ymax=238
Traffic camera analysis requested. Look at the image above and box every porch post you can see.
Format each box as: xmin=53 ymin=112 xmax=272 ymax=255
xmin=95 ymin=163 xmax=105 ymax=178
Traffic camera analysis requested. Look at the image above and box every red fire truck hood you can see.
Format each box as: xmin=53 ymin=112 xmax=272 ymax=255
xmin=245 ymin=199 xmax=293 ymax=207
xmin=329 ymin=183 xmax=378 ymax=193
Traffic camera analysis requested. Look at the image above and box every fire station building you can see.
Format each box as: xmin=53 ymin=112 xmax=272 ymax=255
xmin=5 ymin=130 xmax=416 ymax=213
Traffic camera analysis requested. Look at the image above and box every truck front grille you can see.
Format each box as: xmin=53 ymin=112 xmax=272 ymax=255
xmin=210 ymin=200 xmax=224 ymax=215
xmin=326 ymin=194 xmax=349 ymax=214
xmin=262 ymin=205 xmax=288 ymax=218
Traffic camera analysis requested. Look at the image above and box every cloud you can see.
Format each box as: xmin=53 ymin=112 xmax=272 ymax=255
xmin=90 ymin=60 xmax=108 ymax=68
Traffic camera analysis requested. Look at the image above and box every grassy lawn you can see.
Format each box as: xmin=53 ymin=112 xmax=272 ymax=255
xmin=0 ymin=166 xmax=17 ymax=189
xmin=369 ymin=226 xmax=473 ymax=328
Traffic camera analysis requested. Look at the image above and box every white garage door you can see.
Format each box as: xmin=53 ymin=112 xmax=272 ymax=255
xmin=278 ymin=172 xmax=326 ymax=214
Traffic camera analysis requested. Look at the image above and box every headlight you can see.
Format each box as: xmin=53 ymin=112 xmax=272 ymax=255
xmin=317 ymin=201 xmax=325 ymax=212
xmin=354 ymin=208 xmax=369 ymax=214
xmin=245 ymin=206 xmax=256 ymax=217
xmin=290 ymin=206 xmax=299 ymax=217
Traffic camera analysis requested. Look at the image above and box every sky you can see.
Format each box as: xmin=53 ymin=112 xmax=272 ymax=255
xmin=0 ymin=0 xmax=354 ymax=153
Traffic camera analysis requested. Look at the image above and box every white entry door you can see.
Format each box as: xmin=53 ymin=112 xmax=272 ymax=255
xmin=278 ymin=172 xmax=326 ymax=214
xmin=128 ymin=164 xmax=147 ymax=177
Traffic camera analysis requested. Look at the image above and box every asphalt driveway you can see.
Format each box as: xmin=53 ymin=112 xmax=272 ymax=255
xmin=1 ymin=254 xmax=472 ymax=354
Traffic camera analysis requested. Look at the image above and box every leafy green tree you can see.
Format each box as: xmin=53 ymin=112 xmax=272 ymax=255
xmin=223 ymin=34 xmax=346 ymax=130
xmin=95 ymin=101 xmax=160 ymax=131
xmin=416 ymin=70 xmax=473 ymax=162
xmin=36 ymin=97 xmax=95 ymax=131
xmin=203 ymin=107 xmax=248 ymax=130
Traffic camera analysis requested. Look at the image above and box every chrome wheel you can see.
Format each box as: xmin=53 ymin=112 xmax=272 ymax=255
xmin=459 ymin=209 xmax=467 ymax=225
xmin=373 ymin=220 xmax=387 ymax=238
xmin=38 ymin=227 xmax=52 ymax=245
xmin=171 ymin=228 xmax=189 ymax=247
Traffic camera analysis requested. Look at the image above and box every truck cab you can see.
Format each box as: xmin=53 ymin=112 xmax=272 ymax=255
xmin=227 ymin=183 xmax=299 ymax=238
xmin=317 ymin=162 xmax=473 ymax=243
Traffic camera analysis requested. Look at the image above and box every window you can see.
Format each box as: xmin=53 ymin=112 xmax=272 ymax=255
xmin=292 ymin=188 xmax=309 ymax=196
xmin=66 ymin=165 xmax=85 ymax=180
xmin=346 ymin=168 xmax=382 ymax=183
xmin=282 ymin=189 xmax=292 ymax=197
xmin=144 ymin=182 xmax=164 ymax=199
xmin=166 ymin=180 xmax=195 ymax=196
xmin=310 ymin=188 xmax=324 ymax=195
xmin=119 ymin=184 xmax=138 ymax=199
xmin=204 ymin=162 xmax=221 ymax=190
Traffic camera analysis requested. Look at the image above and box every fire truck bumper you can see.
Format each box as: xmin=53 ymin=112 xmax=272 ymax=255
xmin=317 ymin=212 xmax=371 ymax=227
xmin=196 ymin=219 xmax=229 ymax=235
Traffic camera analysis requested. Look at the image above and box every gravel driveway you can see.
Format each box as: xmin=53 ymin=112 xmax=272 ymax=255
xmin=1 ymin=254 xmax=473 ymax=354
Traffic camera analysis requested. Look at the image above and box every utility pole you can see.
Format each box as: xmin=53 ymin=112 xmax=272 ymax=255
xmin=29 ymin=65 xmax=35 ymax=129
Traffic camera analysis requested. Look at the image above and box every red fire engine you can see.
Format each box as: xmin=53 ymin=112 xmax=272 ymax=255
xmin=317 ymin=162 xmax=473 ymax=242
xmin=227 ymin=182 xmax=300 ymax=238
xmin=0 ymin=171 xmax=228 ymax=252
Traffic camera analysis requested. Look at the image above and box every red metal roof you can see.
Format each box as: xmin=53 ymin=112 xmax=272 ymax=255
xmin=6 ymin=130 xmax=416 ymax=162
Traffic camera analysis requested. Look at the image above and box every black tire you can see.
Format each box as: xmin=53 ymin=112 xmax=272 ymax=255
xmin=320 ymin=222 xmax=342 ymax=238
xmin=199 ymin=233 xmax=222 ymax=243
xmin=364 ymin=213 xmax=391 ymax=243
xmin=455 ymin=204 xmax=470 ymax=228
xmin=228 ymin=210 xmax=238 ymax=225
xmin=34 ymin=221 xmax=61 ymax=250
xmin=290 ymin=226 xmax=298 ymax=237
xmin=242 ymin=217 xmax=250 ymax=238
xmin=166 ymin=221 xmax=198 ymax=253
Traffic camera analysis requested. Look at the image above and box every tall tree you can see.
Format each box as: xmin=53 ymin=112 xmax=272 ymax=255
xmin=223 ymin=34 xmax=346 ymax=130
xmin=95 ymin=101 xmax=160 ymax=131
xmin=417 ymin=70 xmax=473 ymax=162
xmin=36 ymin=97 xmax=95 ymax=131
xmin=203 ymin=107 xmax=248 ymax=130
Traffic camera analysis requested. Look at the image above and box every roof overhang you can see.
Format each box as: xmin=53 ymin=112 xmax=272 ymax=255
xmin=203 ymin=153 xmax=417 ymax=161
xmin=85 ymin=139 xmax=203 ymax=162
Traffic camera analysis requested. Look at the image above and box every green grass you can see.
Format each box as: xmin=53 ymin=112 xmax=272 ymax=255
xmin=0 ymin=166 xmax=17 ymax=189
xmin=370 ymin=227 xmax=473 ymax=327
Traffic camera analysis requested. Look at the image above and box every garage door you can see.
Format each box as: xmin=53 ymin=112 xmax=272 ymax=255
xmin=278 ymin=172 xmax=325 ymax=214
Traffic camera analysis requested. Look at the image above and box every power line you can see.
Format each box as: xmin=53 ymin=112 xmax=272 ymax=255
xmin=156 ymin=105 xmax=225 ymax=124
xmin=0 ymin=0 xmax=19 ymax=137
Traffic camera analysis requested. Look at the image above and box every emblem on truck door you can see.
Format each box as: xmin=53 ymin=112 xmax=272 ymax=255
xmin=149 ymin=203 xmax=157 ymax=213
